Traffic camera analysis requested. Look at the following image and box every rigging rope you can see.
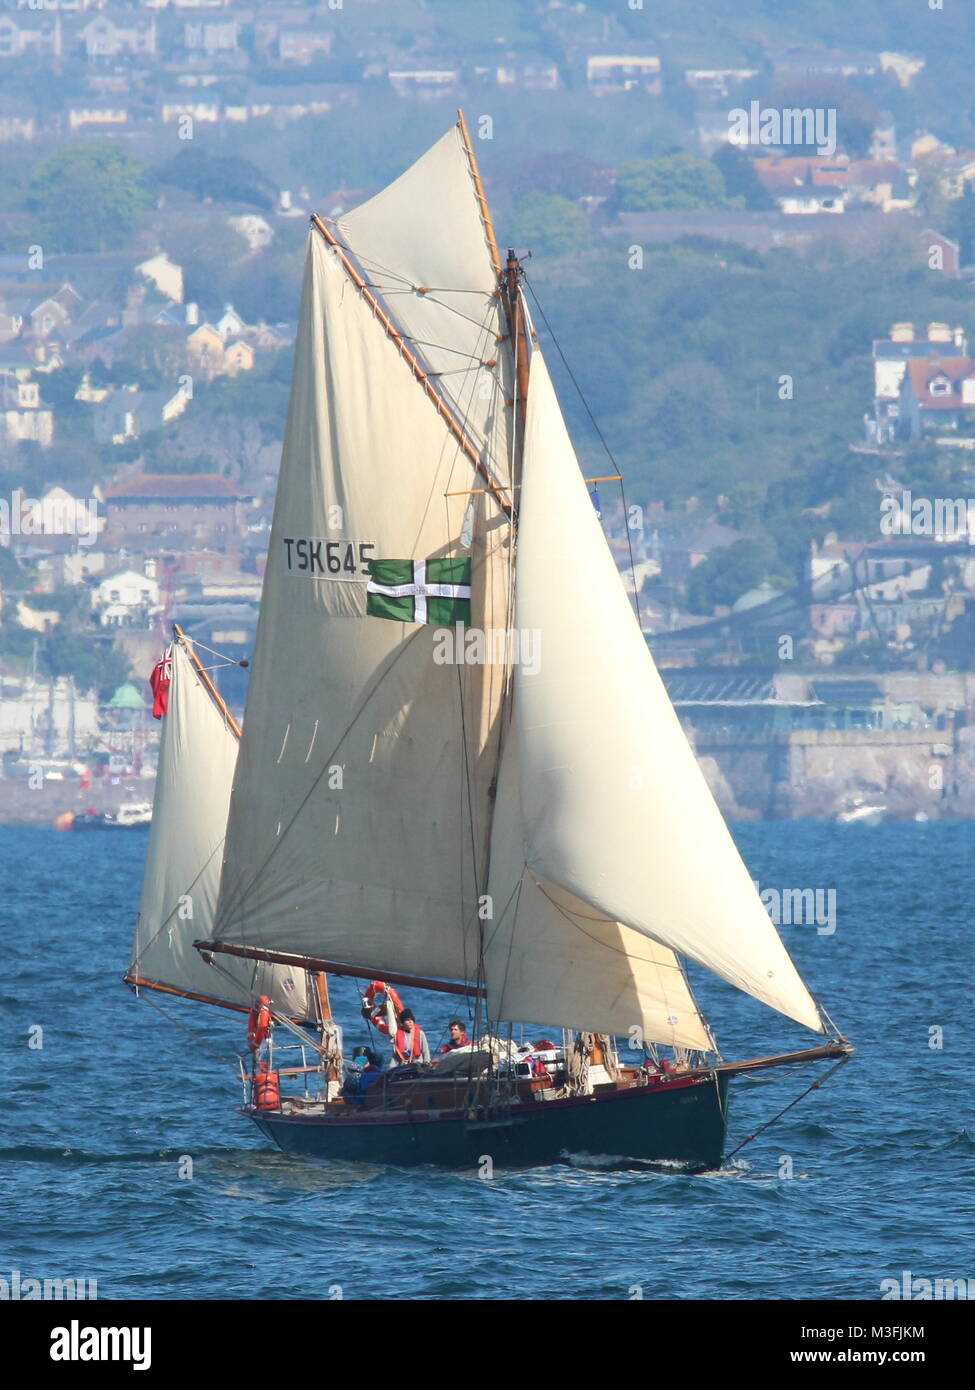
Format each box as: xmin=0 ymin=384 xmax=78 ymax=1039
xmin=138 ymin=989 xmax=240 ymax=1067
xmin=723 ymin=1054 xmax=852 ymax=1161
xmin=522 ymin=275 xmax=643 ymax=627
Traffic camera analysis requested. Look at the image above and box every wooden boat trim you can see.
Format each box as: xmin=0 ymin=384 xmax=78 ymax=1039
xmin=125 ymin=973 xmax=250 ymax=1015
xmin=690 ymin=1041 xmax=854 ymax=1080
xmin=124 ymin=974 xmax=314 ymax=1023
xmin=246 ymin=1069 xmax=720 ymax=1128
xmin=195 ymin=939 xmax=486 ymax=999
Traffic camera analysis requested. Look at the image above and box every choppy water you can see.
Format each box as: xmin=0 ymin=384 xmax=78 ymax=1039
xmin=2 ymin=822 xmax=972 ymax=1300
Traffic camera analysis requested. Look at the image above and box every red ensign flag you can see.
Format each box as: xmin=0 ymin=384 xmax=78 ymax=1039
xmin=149 ymin=648 xmax=172 ymax=719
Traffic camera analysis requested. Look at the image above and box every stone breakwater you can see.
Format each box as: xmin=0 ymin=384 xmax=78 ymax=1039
xmin=0 ymin=776 xmax=153 ymax=826
xmin=694 ymin=726 xmax=975 ymax=821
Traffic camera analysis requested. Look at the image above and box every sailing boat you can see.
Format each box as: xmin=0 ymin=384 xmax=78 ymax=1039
xmin=127 ymin=115 xmax=852 ymax=1170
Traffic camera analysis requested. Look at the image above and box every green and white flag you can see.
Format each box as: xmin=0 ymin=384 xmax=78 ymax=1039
xmin=366 ymin=557 xmax=471 ymax=625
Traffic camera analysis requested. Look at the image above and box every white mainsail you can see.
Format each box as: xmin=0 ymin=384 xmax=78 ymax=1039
xmin=211 ymin=136 xmax=512 ymax=982
xmin=495 ymin=354 xmax=823 ymax=1034
xmin=129 ymin=641 xmax=310 ymax=1016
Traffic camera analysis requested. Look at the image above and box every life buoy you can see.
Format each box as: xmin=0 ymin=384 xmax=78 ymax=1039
xmin=247 ymin=995 xmax=272 ymax=1051
xmin=363 ymin=980 xmax=404 ymax=1016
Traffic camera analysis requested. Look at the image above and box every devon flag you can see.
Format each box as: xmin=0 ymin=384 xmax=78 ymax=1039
xmin=366 ymin=557 xmax=471 ymax=624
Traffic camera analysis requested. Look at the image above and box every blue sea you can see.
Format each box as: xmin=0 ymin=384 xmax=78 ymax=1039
xmin=2 ymin=821 xmax=972 ymax=1301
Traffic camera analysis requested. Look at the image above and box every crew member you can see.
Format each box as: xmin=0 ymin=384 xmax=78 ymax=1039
xmin=342 ymin=1047 xmax=384 ymax=1102
xmin=362 ymin=989 xmax=431 ymax=1066
xmin=440 ymin=1019 xmax=471 ymax=1053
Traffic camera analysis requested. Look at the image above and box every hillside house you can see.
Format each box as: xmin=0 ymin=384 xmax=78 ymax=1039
xmin=388 ymin=69 xmax=461 ymax=99
xmin=67 ymin=106 xmax=130 ymax=132
xmin=136 ymin=253 xmax=184 ymax=304
xmin=93 ymin=385 xmax=189 ymax=444
xmin=0 ymin=13 xmax=63 ymax=59
xmin=1 ymin=370 xmax=53 ymax=446
xmin=586 ymin=52 xmax=661 ymax=95
xmin=93 ymin=567 xmax=160 ymax=628
xmin=278 ymin=28 xmax=333 ymax=64
xmin=80 ymin=15 xmax=156 ymax=59
xmin=899 ymin=357 xmax=975 ymax=440
xmin=103 ymin=474 xmax=246 ymax=549
xmin=29 ymin=284 xmax=83 ymax=340
xmin=183 ymin=20 xmax=239 ymax=55
xmin=869 ymin=322 xmax=968 ymax=444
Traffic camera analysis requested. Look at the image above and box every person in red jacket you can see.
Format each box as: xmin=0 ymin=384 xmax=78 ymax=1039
xmin=440 ymin=1020 xmax=470 ymax=1054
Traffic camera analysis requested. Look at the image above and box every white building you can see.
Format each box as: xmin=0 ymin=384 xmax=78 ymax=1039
xmin=93 ymin=568 xmax=160 ymax=627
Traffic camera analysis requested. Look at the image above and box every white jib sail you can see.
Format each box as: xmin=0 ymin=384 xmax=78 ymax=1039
xmin=504 ymin=353 xmax=823 ymax=1034
xmin=486 ymin=731 xmax=713 ymax=1049
xmin=130 ymin=641 xmax=309 ymax=1016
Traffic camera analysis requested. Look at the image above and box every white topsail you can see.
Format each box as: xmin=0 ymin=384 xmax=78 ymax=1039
xmin=130 ymin=641 xmax=309 ymax=1015
xmin=501 ymin=354 xmax=823 ymax=1034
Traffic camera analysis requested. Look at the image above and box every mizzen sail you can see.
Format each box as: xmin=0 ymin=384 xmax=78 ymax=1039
xmin=128 ymin=641 xmax=309 ymax=1015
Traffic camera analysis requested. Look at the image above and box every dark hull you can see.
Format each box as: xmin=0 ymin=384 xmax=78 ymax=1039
xmin=248 ymin=1072 xmax=730 ymax=1170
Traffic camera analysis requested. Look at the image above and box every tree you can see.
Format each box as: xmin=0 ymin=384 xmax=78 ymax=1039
xmin=27 ymin=144 xmax=152 ymax=253
xmin=507 ymin=193 xmax=590 ymax=257
xmin=948 ymin=184 xmax=975 ymax=267
xmin=711 ymin=145 xmax=774 ymax=211
xmin=40 ymin=631 xmax=131 ymax=702
xmin=511 ymin=152 xmax=610 ymax=202
xmin=615 ymin=155 xmax=733 ymax=212
xmin=686 ymin=538 xmax=779 ymax=615
xmin=155 ymin=149 xmax=277 ymax=211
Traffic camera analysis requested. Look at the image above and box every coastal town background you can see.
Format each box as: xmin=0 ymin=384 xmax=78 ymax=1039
xmin=1 ymin=0 xmax=975 ymax=822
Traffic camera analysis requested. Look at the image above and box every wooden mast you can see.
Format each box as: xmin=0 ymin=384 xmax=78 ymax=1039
xmin=503 ymin=248 xmax=531 ymax=464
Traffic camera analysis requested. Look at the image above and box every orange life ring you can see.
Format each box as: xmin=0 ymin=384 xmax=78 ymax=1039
xmin=363 ymin=980 xmax=404 ymax=1016
xmin=247 ymin=996 xmax=272 ymax=1051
